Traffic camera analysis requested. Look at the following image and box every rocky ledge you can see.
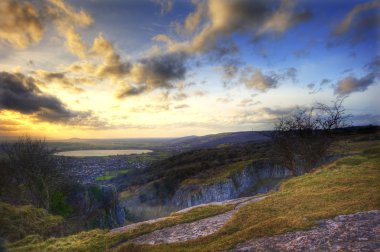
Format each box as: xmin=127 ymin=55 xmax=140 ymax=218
xmin=232 ymin=210 xmax=380 ymax=252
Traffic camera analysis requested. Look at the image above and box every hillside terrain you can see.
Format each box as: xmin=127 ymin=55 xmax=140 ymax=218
xmin=5 ymin=130 xmax=380 ymax=251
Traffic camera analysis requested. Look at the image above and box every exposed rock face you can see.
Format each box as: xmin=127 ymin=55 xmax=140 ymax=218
xmin=171 ymin=160 xmax=291 ymax=208
xmin=69 ymin=184 xmax=125 ymax=229
xmin=232 ymin=210 xmax=380 ymax=252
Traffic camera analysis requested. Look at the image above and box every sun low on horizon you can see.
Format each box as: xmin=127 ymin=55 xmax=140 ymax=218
xmin=0 ymin=0 xmax=379 ymax=140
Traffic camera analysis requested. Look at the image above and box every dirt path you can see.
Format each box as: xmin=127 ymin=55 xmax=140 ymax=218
xmin=111 ymin=196 xmax=267 ymax=246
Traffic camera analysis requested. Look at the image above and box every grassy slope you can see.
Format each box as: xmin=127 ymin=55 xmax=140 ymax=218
xmin=9 ymin=204 xmax=235 ymax=251
xmin=0 ymin=203 xmax=64 ymax=242
xmin=116 ymin=143 xmax=380 ymax=251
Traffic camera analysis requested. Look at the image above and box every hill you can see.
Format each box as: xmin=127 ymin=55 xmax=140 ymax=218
xmin=7 ymin=134 xmax=380 ymax=251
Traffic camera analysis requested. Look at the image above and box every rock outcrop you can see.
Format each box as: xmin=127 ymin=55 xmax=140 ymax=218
xmin=171 ymin=159 xmax=291 ymax=208
xmin=69 ymin=184 xmax=125 ymax=229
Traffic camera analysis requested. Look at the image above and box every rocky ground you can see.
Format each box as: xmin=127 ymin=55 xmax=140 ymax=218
xmin=111 ymin=197 xmax=379 ymax=251
xmin=110 ymin=196 xmax=266 ymax=247
xmin=232 ymin=210 xmax=380 ymax=252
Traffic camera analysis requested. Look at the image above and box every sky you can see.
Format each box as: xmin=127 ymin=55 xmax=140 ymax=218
xmin=0 ymin=0 xmax=379 ymax=139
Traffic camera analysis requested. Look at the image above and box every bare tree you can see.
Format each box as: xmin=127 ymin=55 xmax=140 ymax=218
xmin=271 ymin=97 xmax=350 ymax=175
xmin=1 ymin=136 xmax=68 ymax=210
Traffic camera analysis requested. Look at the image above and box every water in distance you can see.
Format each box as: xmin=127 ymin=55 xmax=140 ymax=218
xmin=55 ymin=149 xmax=152 ymax=157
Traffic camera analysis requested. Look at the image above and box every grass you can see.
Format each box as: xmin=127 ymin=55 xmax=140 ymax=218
xmin=9 ymin=203 xmax=235 ymax=251
xmin=96 ymin=169 xmax=129 ymax=181
xmin=0 ymin=202 xmax=64 ymax=242
xmin=115 ymin=143 xmax=380 ymax=251
xmin=182 ymin=160 xmax=253 ymax=186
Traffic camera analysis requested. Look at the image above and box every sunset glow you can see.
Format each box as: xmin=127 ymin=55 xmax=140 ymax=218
xmin=1 ymin=0 xmax=379 ymax=139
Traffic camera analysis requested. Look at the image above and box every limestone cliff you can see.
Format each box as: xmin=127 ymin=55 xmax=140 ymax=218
xmin=170 ymin=159 xmax=291 ymax=208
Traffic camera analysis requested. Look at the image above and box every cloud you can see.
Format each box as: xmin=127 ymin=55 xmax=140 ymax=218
xmin=173 ymin=0 xmax=207 ymax=34
xmin=117 ymin=52 xmax=188 ymax=98
xmin=233 ymin=106 xmax=296 ymax=125
xmin=351 ymin=114 xmax=380 ymax=125
xmin=161 ymin=0 xmax=311 ymax=54
xmin=220 ymin=58 xmax=242 ymax=81
xmin=152 ymin=0 xmax=173 ymax=15
xmin=334 ymin=73 xmax=378 ymax=95
xmin=330 ymin=1 xmax=380 ymax=46
xmin=63 ymin=27 xmax=87 ymax=58
xmin=240 ymin=67 xmax=297 ymax=92
xmin=238 ymin=98 xmax=261 ymax=107
xmin=0 ymin=72 xmax=107 ymax=129
xmin=89 ymin=33 xmax=131 ymax=80
xmin=307 ymin=83 xmax=315 ymax=90
xmin=174 ymin=104 xmax=190 ymax=109
xmin=320 ymin=78 xmax=331 ymax=86
xmin=364 ymin=55 xmax=380 ymax=72
xmin=46 ymin=0 xmax=94 ymax=58
xmin=173 ymin=92 xmax=188 ymax=101
xmin=240 ymin=68 xmax=278 ymax=91
xmin=0 ymin=72 xmax=77 ymax=122
xmin=333 ymin=1 xmax=380 ymax=36
xmin=32 ymin=70 xmax=93 ymax=93
xmin=0 ymin=0 xmax=44 ymax=48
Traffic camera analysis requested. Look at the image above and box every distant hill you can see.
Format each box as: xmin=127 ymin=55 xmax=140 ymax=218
xmin=165 ymin=131 xmax=270 ymax=150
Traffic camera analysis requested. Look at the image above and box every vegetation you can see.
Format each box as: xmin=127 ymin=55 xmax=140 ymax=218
xmin=96 ymin=170 xmax=129 ymax=181
xmin=114 ymin=142 xmax=268 ymax=203
xmin=116 ymin=143 xmax=380 ymax=251
xmin=0 ymin=136 xmax=70 ymax=210
xmin=0 ymin=202 xmax=63 ymax=242
xmin=9 ymin=139 xmax=380 ymax=251
xmin=9 ymin=203 xmax=235 ymax=251
xmin=271 ymin=97 xmax=350 ymax=175
xmin=182 ymin=159 xmax=253 ymax=185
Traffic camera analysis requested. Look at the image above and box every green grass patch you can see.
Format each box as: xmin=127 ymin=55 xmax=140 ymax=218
xmin=96 ymin=169 xmax=129 ymax=181
xmin=182 ymin=160 xmax=253 ymax=186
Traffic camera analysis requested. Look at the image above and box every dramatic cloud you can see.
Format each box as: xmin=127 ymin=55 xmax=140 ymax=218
xmin=160 ymin=0 xmax=311 ymax=54
xmin=334 ymin=73 xmax=378 ymax=95
xmin=47 ymin=0 xmax=94 ymax=58
xmin=32 ymin=70 xmax=94 ymax=93
xmin=0 ymin=0 xmax=43 ymax=48
xmin=0 ymin=72 xmax=76 ymax=122
xmin=0 ymin=0 xmax=94 ymax=54
xmin=89 ymin=33 xmax=131 ymax=80
xmin=240 ymin=67 xmax=297 ymax=92
xmin=117 ymin=52 xmax=188 ymax=98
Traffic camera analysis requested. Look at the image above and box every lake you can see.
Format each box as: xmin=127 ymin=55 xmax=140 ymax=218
xmin=55 ymin=149 xmax=152 ymax=157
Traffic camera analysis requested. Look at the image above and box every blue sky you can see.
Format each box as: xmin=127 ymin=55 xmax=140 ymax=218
xmin=0 ymin=0 xmax=379 ymax=139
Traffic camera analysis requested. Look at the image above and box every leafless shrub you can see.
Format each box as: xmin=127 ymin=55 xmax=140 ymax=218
xmin=271 ymin=97 xmax=351 ymax=175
